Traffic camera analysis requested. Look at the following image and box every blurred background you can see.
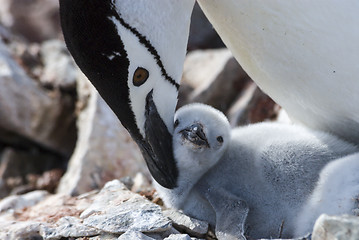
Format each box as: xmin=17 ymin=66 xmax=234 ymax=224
xmin=0 ymin=1 xmax=284 ymax=199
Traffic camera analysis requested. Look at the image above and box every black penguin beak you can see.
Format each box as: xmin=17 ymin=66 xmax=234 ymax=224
xmin=180 ymin=123 xmax=210 ymax=148
xmin=139 ymin=90 xmax=178 ymax=189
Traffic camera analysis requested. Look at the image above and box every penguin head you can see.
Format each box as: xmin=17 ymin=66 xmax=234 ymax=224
xmin=59 ymin=0 xmax=194 ymax=189
xmin=173 ymin=103 xmax=231 ymax=172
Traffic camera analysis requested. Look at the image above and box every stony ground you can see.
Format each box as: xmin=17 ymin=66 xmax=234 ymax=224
xmin=0 ymin=179 xmax=215 ymax=240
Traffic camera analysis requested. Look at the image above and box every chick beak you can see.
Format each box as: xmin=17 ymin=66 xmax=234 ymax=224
xmin=180 ymin=123 xmax=210 ymax=148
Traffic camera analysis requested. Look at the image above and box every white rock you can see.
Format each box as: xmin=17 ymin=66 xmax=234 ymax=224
xmin=83 ymin=196 xmax=171 ymax=234
xmin=81 ymin=180 xmax=171 ymax=234
xmin=57 ymin=75 xmax=149 ymax=195
xmin=118 ymin=230 xmax=155 ymax=240
xmin=0 ymin=221 xmax=44 ymax=240
xmin=163 ymin=209 xmax=208 ymax=236
xmin=0 ymin=190 xmax=48 ymax=213
xmin=312 ymin=214 xmax=359 ymax=240
xmin=40 ymin=216 xmax=100 ymax=239
xmin=80 ymin=180 xmax=134 ymax=219
xmin=163 ymin=234 xmax=192 ymax=240
xmin=40 ymin=40 xmax=78 ymax=89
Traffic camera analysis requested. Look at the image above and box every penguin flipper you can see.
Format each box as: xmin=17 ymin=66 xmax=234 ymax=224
xmin=205 ymin=188 xmax=249 ymax=240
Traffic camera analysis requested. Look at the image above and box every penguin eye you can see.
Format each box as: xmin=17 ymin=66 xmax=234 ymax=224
xmin=174 ymin=119 xmax=179 ymax=128
xmin=133 ymin=67 xmax=149 ymax=86
xmin=217 ymin=136 xmax=223 ymax=143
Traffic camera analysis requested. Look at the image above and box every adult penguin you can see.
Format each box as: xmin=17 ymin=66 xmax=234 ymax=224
xmin=59 ymin=0 xmax=195 ymax=188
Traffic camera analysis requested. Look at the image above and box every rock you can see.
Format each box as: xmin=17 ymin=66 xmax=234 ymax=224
xmin=80 ymin=180 xmax=134 ymax=219
xmin=131 ymin=172 xmax=152 ymax=193
xmin=0 ymin=0 xmax=61 ymax=42
xmin=40 ymin=216 xmax=100 ymax=239
xmin=163 ymin=234 xmax=193 ymax=240
xmin=82 ymin=234 xmax=120 ymax=240
xmin=0 ymin=190 xmax=48 ymax=213
xmin=312 ymin=214 xmax=359 ymax=240
xmin=82 ymin=181 xmax=171 ymax=234
xmin=235 ymin=86 xmax=280 ymax=125
xmin=228 ymin=84 xmax=281 ymax=126
xmin=0 ymin=40 xmax=76 ymax=156
xmin=118 ymin=230 xmax=155 ymax=240
xmin=179 ymin=49 xmax=250 ymax=114
xmin=57 ymin=76 xmax=149 ymax=196
xmin=0 ymin=221 xmax=44 ymax=240
xmin=163 ymin=209 xmax=209 ymax=237
xmin=15 ymin=194 xmax=91 ymax=224
xmin=187 ymin=3 xmax=224 ymax=50
xmin=40 ymin=40 xmax=78 ymax=90
xmin=146 ymin=227 xmax=181 ymax=240
xmin=0 ymin=147 xmax=64 ymax=197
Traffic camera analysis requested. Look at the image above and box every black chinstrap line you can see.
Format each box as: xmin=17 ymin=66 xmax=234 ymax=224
xmin=110 ymin=2 xmax=180 ymax=90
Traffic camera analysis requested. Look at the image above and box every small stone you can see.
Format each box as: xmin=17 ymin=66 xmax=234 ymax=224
xmin=312 ymin=214 xmax=359 ymax=240
xmin=118 ymin=230 xmax=155 ymax=240
xmin=0 ymin=190 xmax=48 ymax=213
xmin=0 ymin=221 xmax=44 ymax=240
xmin=83 ymin=196 xmax=172 ymax=234
xmin=163 ymin=234 xmax=192 ymax=240
xmin=40 ymin=216 xmax=100 ymax=239
xmin=163 ymin=209 xmax=209 ymax=237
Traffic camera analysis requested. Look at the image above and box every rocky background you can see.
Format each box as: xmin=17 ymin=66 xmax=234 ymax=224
xmin=0 ymin=1 xmax=357 ymax=240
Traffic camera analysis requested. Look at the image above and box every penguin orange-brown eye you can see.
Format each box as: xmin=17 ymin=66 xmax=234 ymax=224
xmin=217 ymin=136 xmax=223 ymax=143
xmin=133 ymin=67 xmax=149 ymax=86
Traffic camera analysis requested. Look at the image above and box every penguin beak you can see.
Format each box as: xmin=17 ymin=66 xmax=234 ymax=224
xmin=139 ymin=90 xmax=178 ymax=189
xmin=180 ymin=123 xmax=210 ymax=148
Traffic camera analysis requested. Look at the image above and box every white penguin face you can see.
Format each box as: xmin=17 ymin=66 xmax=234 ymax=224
xmin=110 ymin=16 xmax=179 ymax=137
xmin=109 ymin=0 xmax=195 ymax=138
xmin=173 ymin=103 xmax=231 ymax=171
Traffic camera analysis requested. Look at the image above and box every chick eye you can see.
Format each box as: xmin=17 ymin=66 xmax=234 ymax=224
xmin=174 ymin=119 xmax=179 ymax=128
xmin=217 ymin=136 xmax=223 ymax=143
xmin=133 ymin=67 xmax=149 ymax=86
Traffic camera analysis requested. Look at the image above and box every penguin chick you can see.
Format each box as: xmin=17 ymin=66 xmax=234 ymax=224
xmin=154 ymin=103 xmax=359 ymax=239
